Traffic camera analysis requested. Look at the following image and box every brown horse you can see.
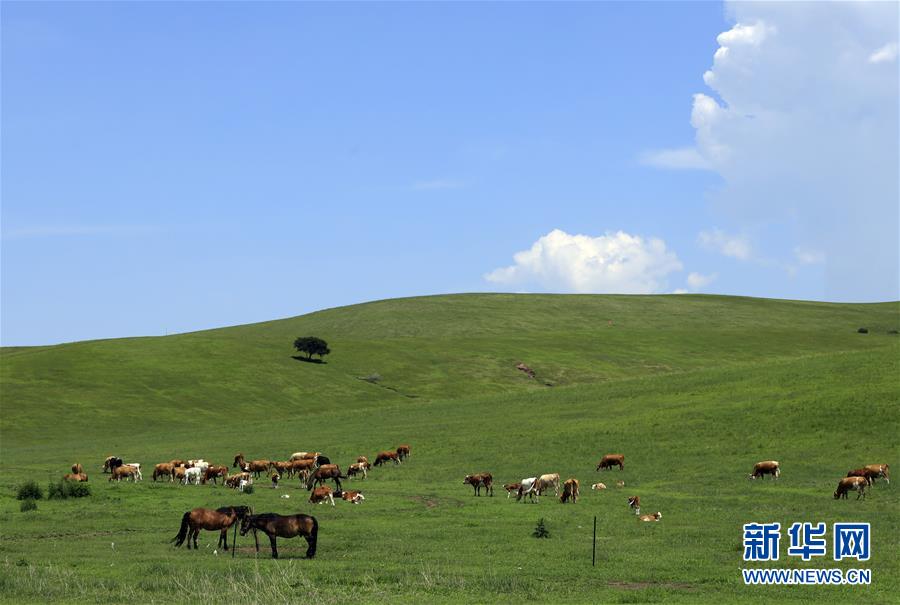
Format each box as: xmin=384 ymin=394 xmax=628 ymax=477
xmin=305 ymin=464 xmax=346 ymax=491
xmin=172 ymin=507 xmax=240 ymax=550
xmin=239 ymin=513 xmax=318 ymax=559
xmin=233 ymin=453 xmax=270 ymax=478
xmin=215 ymin=505 xmax=253 ymax=549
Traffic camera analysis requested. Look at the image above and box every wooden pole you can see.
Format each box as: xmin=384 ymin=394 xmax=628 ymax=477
xmin=232 ymin=521 xmax=237 ymax=558
xmin=592 ymin=516 xmax=597 ymax=567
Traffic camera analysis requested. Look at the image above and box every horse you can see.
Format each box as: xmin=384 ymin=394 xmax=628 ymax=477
xmin=215 ymin=505 xmax=253 ymax=549
xmin=305 ymin=464 xmax=346 ymax=492
xmin=239 ymin=513 xmax=318 ymax=559
xmin=172 ymin=507 xmax=240 ymax=550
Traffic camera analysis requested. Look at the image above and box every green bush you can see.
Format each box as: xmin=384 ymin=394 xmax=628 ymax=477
xmin=242 ymin=484 xmax=255 ymax=495
xmin=48 ymin=480 xmax=91 ymax=500
xmin=532 ymin=518 xmax=550 ymax=539
xmin=16 ymin=481 xmax=43 ymax=501
xmin=20 ymin=499 xmax=37 ymax=512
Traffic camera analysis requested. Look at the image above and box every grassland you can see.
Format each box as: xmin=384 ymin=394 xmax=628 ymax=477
xmin=1 ymin=294 xmax=898 ymax=604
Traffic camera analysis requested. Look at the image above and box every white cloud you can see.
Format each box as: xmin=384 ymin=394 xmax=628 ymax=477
xmin=485 ymin=229 xmax=683 ymax=294
xmin=869 ymin=42 xmax=898 ymax=64
xmin=687 ymin=272 xmax=717 ymax=290
xmin=639 ymin=147 xmax=712 ymax=170
xmin=794 ymin=247 xmax=825 ymax=265
xmin=672 ymin=288 xmax=690 ymax=295
xmin=411 ymin=179 xmax=463 ymax=191
xmin=698 ymin=229 xmax=752 ymax=261
xmin=651 ymin=2 xmax=898 ymax=300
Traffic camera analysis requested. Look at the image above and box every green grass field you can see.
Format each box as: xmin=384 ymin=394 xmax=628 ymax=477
xmin=1 ymin=294 xmax=898 ymax=604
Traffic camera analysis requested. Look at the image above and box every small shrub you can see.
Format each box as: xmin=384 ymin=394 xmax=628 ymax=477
xmin=16 ymin=481 xmax=43 ymax=501
xmin=532 ymin=518 xmax=550 ymax=539
xmin=20 ymin=499 xmax=37 ymax=512
xmin=242 ymin=484 xmax=255 ymax=495
xmin=48 ymin=480 xmax=91 ymax=500
xmin=857 ymin=327 xmax=868 ymax=334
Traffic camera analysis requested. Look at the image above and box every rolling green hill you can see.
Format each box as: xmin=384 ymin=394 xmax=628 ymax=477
xmin=1 ymin=294 xmax=898 ymax=604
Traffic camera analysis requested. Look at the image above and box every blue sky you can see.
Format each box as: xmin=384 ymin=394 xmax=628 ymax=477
xmin=2 ymin=2 xmax=897 ymax=345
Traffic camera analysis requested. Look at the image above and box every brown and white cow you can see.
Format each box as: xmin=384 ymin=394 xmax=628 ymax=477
xmin=396 ymin=444 xmax=411 ymax=461
xmin=203 ymin=465 xmax=229 ymax=485
xmin=560 ymin=478 xmax=580 ymax=503
xmin=516 ymin=477 xmax=539 ymax=503
xmin=591 ymin=482 xmax=607 ymax=490
xmin=374 ymin=451 xmax=400 ymax=466
xmin=348 ymin=463 xmax=368 ymax=480
xmin=309 ymin=486 xmax=335 ymax=506
xmin=503 ymin=483 xmax=521 ymax=498
xmin=834 ymin=476 xmax=868 ymax=500
xmin=63 ymin=473 xmax=88 ymax=482
xmin=535 ymin=473 xmax=560 ymax=497
xmin=596 ymin=454 xmax=625 ymax=471
xmin=628 ymin=495 xmax=641 ymax=515
xmin=846 ymin=468 xmax=873 ymax=486
xmin=863 ymin=464 xmax=890 ymax=485
xmin=356 ymin=456 xmax=371 ymax=469
xmin=639 ymin=512 xmax=662 ymax=522
xmin=749 ymin=460 xmax=780 ymax=480
xmin=340 ymin=490 xmax=365 ymax=504
xmin=71 ymin=463 xmax=84 ymax=475
xmin=464 ymin=473 xmax=494 ymax=496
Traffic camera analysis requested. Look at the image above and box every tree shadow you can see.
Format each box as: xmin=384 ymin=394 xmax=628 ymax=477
xmin=292 ymin=356 xmax=327 ymax=364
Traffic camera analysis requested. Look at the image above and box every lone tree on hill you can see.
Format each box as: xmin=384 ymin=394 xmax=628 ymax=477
xmin=293 ymin=336 xmax=330 ymax=361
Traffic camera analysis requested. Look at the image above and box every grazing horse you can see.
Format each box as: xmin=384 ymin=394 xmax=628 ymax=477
xmin=172 ymin=508 xmax=240 ymax=550
xmin=71 ymin=463 xmax=84 ymax=475
xmin=240 ymin=513 xmax=318 ymax=559
xmin=305 ymin=464 xmax=346 ymax=492
xmin=233 ymin=454 xmax=270 ymax=478
xmin=396 ymin=445 xmax=411 ymax=461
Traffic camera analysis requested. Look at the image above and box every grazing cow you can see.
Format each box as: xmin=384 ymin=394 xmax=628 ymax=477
xmin=153 ymin=463 xmax=175 ymax=482
xmin=560 ymin=478 xmax=580 ymax=503
xmin=834 ymin=476 xmax=868 ymax=500
xmin=374 ymin=451 xmax=400 ymax=466
xmin=290 ymin=458 xmax=317 ymax=478
xmin=596 ymin=454 xmax=625 ymax=471
xmin=203 ymin=465 xmax=228 ymax=485
xmin=846 ymin=468 xmax=873 ymax=486
xmin=639 ymin=512 xmax=662 ymax=522
xmin=749 ymin=460 xmax=780 ymax=480
xmin=270 ymin=460 xmax=293 ymax=477
xmin=225 ymin=472 xmax=251 ymax=489
xmin=233 ymin=454 xmax=270 ymax=478
xmin=628 ymin=496 xmax=640 ymax=515
xmin=356 ymin=456 xmax=371 ymax=468
xmin=309 ymin=486 xmax=335 ymax=506
xmin=289 ymin=452 xmax=320 ymax=462
xmin=503 ymin=483 xmax=521 ymax=498
xmin=183 ymin=467 xmax=203 ymax=485
xmin=338 ymin=490 xmax=365 ymax=504
xmin=63 ymin=473 xmax=88 ymax=482
xmin=173 ymin=466 xmax=187 ymax=482
xmin=347 ymin=463 xmax=368 ymax=480
xmin=516 ymin=477 xmax=539 ymax=503
xmin=169 ymin=459 xmax=188 ymax=468
xmin=863 ymin=464 xmax=890 ymax=485
xmin=125 ymin=463 xmax=143 ymax=481
xmin=463 ymin=473 xmax=494 ymax=497
xmin=305 ymin=464 xmax=346 ymax=492
xmin=591 ymin=482 xmax=607 ymax=490
xmin=396 ymin=444 xmax=411 ymax=461
xmin=71 ymin=463 xmax=84 ymax=475
xmin=535 ymin=473 xmax=560 ymax=497
xmin=109 ymin=465 xmax=137 ymax=482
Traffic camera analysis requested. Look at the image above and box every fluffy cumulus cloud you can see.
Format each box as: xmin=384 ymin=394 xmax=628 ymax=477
xmin=687 ymin=272 xmax=717 ymax=290
xmin=650 ymin=2 xmax=899 ymax=300
xmin=485 ymin=229 xmax=683 ymax=294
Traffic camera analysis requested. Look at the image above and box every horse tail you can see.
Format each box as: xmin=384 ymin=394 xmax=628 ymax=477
xmin=305 ymin=516 xmax=318 ymax=559
xmin=172 ymin=511 xmax=190 ymax=546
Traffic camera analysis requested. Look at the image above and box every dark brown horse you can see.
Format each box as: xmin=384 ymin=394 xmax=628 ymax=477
xmin=239 ymin=513 xmax=318 ymax=559
xmin=305 ymin=464 xmax=346 ymax=491
xmin=215 ymin=505 xmax=253 ymax=549
xmin=172 ymin=507 xmax=240 ymax=550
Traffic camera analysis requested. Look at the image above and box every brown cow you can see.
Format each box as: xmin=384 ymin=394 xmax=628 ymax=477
xmin=560 ymin=478 xmax=580 ymax=503
xmin=290 ymin=458 xmax=317 ymax=481
xmin=347 ymin=463 xmax=368 ymax=480
xmin=153 ymin=463 xmax=175 ymax=482
xmin=63 ymin=473 xmax=88 ymax=482
xmin=270 ymin=460 xmax=293 ymax=477
xmin=396 ymin=444 xmax=411 ymax=461
xmin=356 ymin=455 xmax=370 ymax=468
xmin=463 ymin=473 xmax=494 ymax=496
xmin=233 ymin=454 xmax=270 ymax=478
xmin=628 ymin=495 xmax=640 ymax=514
xmin=309 ymin=486 xmax=335 ymax=506
xmin=863 ymin=464 xmax=890 ymax=485
xmin=639 ymin=512 xmax=662 ymax=522
xmin=374 ymin=451 xmax=400 ymax=466
xmin=596 ymin=454 xmax=625 ymax=471
xmin=749 ymin=460 xmax=780 ymax=480
xmin=71 ymin=463 xmax=84 ymax=475
xmin=109 ymin=465 xmax=137 ymax=482
xmin=174 ymin=466 xmax=187 ymax=482
xmin=339 ymin=490 xmax=365 ymax=504
xmin=305 ymin=464 xmax=346 ymax=492
xmin=203 ymin=465 xmax=228 ymax=485
xmin=846 ymin=468 xmax=873 ymax=486
xmin=834 ymin=476 xmax=868 ymax=500
xmin=169 ymin=459 xmax=188 ymax=468
xmin=503 ymin=482 xmax=521 ymax=498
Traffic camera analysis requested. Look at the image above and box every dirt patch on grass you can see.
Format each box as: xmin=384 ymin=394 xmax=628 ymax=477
xmin=608 ymin=581 xmax=695 ymax=590
xmin=407 ymin=495 xmax=465 ymax=509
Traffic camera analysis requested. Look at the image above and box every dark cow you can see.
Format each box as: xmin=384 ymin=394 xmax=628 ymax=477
xmin=463 ymin=473 xmax=494 ymax=496
xmin=596 ymin=454 xmax=625 ymax=471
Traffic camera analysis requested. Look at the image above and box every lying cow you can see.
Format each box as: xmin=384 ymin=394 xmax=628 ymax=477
xmin=628 ymin=495 xmax=640 ymax=515
xmin=591 ymin=482 xmax=607 ymax=490
xmin=339 ymin=490 xmax=365 ymax=504
xmin=596 ymin=454 xmax=624 ymax=471
xmin=503 ymin=483 xmax=521 ymax=498
xmin=63 ymin=473 xmax=88 ymax=482
xmin=463 ymin=473 xmax=494 ymax=496
xmin=560 ymin=478 xmax=580 ymax=503
xmin=71 ymin=463 xmax=84 ymax=475
xmin=639 ymin=512 xmax=662 ymax=522
xmin=834 ymin=476 xmax=868 ymax=500
xmin=516 ymin=477 xmax=539 ymax=503
xmin=749 ymin=460 xmax=780 ymax=480
xmin=309 ymin=486 xmax=335 ymax=506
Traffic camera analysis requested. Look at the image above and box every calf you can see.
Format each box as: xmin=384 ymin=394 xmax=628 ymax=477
xmin=591 ymin=482 xmax=607 ymax=490
xmin=463 ymin=473 xmax=494 ymax=496
xmin=348 ymin=463 xmax=368 ymax=480
xmin=749 ymin=460 xmax=780 ymax=480
xmin=309 ymin=486 xmax=335 ymax=506
xmin=596 ymin=454 xmax=625 ymax=471
xmin=834 ymin=476 xmax=868 ymax=500
xmin=639 ymin=512 xmax=662 ymax=522
xmin=374 ymin=451 xmax=400 ymax=466
xmin=560 ymin=478 xmax=580 ymax=503
xmin=63 ymin=473 xmax=88 ymax=482
xmin=503 ymin=483 xmax=521 ymax=498
xmin=339 ymin=490 xmax=365 ymax=504
xmin=628 ymin=495 xmax=640 ymax=515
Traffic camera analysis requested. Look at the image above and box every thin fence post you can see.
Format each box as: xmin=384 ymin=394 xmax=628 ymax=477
xmin=592 ymin=515 xmax=597 ymax=567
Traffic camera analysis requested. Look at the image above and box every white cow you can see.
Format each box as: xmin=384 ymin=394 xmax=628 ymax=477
xmin=183 ymin=467 xmax=203 ymax=485
xmin=516 ymin=477 xmax=539 ymax=503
